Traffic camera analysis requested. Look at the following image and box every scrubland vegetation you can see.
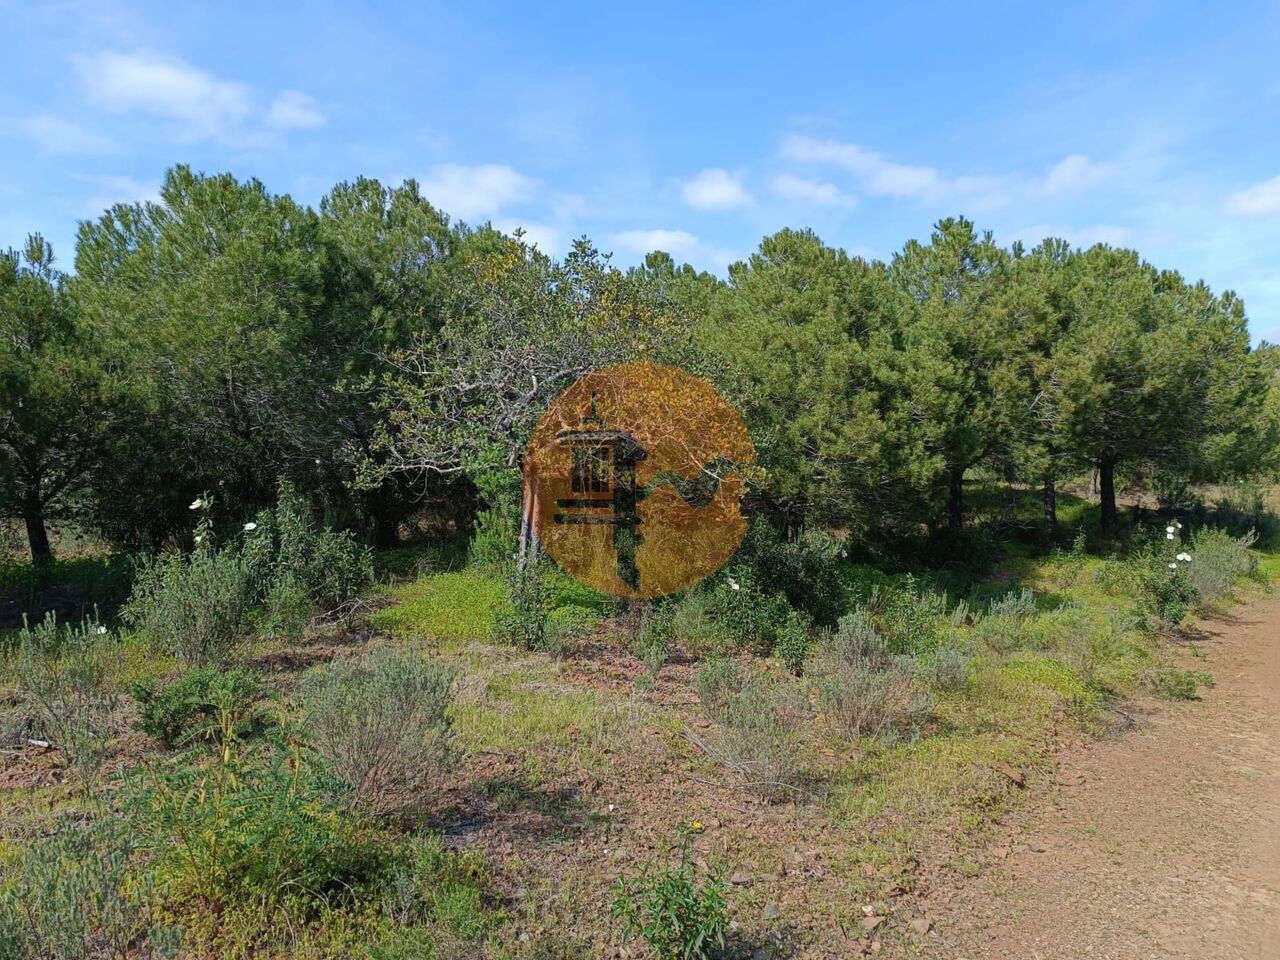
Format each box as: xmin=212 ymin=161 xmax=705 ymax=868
xmin=2 ymin=165 xmax=1279 ymax=957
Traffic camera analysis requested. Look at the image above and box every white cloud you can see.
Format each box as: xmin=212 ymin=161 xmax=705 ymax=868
xmin=77 ymin=174 xmax=161 ymax=214
xmin=418 ymin=163 xmax=535 ymax=221
xmin=1226 ymin=174 xmax=1280 ymax=217
xmin=780 ymin=134 xmax=1114 ymax=208
xmin=681 ymin=168 xmax=752 ymax=210
xmin=17 ymin=115 xmax=117 ymax=155
xmin=265 ymin=91 xmax=326 ymax=130
xmin=72 ymin=50 xmax=325 ymax=146
xmin=75 ymin=50 xmax=253 ymax=141
xmin=770 ymin=173 xmax=855 ymax=207
xmin=493 ymin=218 xmax=561 ymax=255
xmin=610 ymin=229 xmax=701 ymax=254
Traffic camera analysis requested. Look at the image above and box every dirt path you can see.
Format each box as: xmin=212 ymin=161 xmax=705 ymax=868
xmin=927 ymin=592 xmax=1280 ymax=960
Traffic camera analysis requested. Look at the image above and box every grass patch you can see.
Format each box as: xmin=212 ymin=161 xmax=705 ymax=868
xmin=371 ymin=571 xmax=506 ymax=646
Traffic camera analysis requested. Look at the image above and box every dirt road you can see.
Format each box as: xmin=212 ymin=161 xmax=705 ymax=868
xmin=929 ymin=592 xmax=1280 ymax=960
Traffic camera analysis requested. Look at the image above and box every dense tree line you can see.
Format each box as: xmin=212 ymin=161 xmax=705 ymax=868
xmin=2 ymin=165 xmax=1277 ymax=564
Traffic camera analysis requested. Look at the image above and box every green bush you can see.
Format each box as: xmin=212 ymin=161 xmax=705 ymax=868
xmin=132 ymin=667 xmax=266 ymax=748
xmin=0 ymin=815 xmax=182 ymax=960
xmin=494 ymin=563 xmax=551 ymax=652
xmin=870 ymin=575 xmax=947 ymax=656
xmin=123 ymin=546 xmax=253 ymax=665
xmin=302 ymin=649 xmax=456 ymax=816
xmin=706 ymin=570 xmax=792 ymax=654
xmin=735 ymin=522 xmax=848 ymax=626
xmin=973 ymin=586 xmax=1039 ymax=652
xmin=129 ymin=744 xmax=395 ymax=914
xmin=694 ymin=661 xmax=806 ymax=800
xmin=773 ymin=608 xmax=813 ymax=676
xmin=1137 ymin=556 xmax=1199 ymax=625
xmin=646 ymin=588 xmax=735 ymax=659
xmin=467 ymin=503 xmax=519 ymax=571
xmin=919 ymin=643 xmax=972 ymax=691
xmin=379 ymin=834 xmax=499 ymax=942
xmin=16 ymin=614 xmax=121 ymax=786
xmin=611 ymin=830 xmax=730 ymax=960
xmin=242 ymin=480 xmax=374 ymax=612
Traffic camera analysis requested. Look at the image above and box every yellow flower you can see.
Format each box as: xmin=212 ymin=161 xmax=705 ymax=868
xmin=690 ymin=820 xmax=704 ymax=831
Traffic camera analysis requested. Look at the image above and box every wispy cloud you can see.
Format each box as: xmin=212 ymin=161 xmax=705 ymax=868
xmin=73 ymin=50 xmax=324 ymax=146
xmin=609 ymin=227 xmax=737 ymax=273
xmin=265 ymin=91 xmax=326 ymax=130
xmin=418 ymin=163 xmax=535 ymax=221
xmin=1226 ymin=174 xmax=1280 ymax=217
xmin=779 ymin=134 xmax=1114 ymax=208
xmin=681 ymin=168 xmax=752 ymax=210
xmin=15 ymin=114 xmax=117 ymax=156
xmin=771 ymin=172 xmax=855 ymax=207
xmin=493 ymin=218 xmax=561 ymax=255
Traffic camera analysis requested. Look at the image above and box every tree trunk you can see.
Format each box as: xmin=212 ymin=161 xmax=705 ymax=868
xmin=23 ymin=495 xmax=53 ymax=566
xmin=1088 ymin=466 xmax=1098 ymax=500
xmin=1098 ymin=458 xmax=1118 ymax=537
xmin=516 ymin=464 xmax=540 ymax=570
xmin=1043 ymin=477 xmax=1057 ymax=526
xmin=947 ymin=468 xmax=964 ymax=531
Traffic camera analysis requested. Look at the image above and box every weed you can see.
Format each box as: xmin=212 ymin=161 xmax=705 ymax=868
xmin=132 ymin=666 xmax=266 ymax=748
xmin=611 ymin=828 xmax=730 ymax=960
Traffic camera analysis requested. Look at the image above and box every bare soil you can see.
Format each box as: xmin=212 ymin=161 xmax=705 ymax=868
xmin=922 ymin=592 xmax=1280 ymax=960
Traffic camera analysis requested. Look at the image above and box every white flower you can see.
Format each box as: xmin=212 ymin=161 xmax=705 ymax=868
xmin=194 ymin=534 xmax=204 ymax=544
xmin=728 ymin=577 xmax=741 ymax=591
xmin=1176 ymin=521 xmax=1183 ymax=530
xmin=189 ymin=498 xmax=205 ymax=510
xmin=608 ymin=803 xmax=615 ymax=812
xmin=1166 ymin=526 xmax=1176 ymax=534
xmin=1177 ymin=552 xmax=1192 ymax=562
xmin=243 ymin=522 xmax=258 ymax=532
xmin=96 ymin=626 xmax=107 ymax=635
xmin=1168 ymin=562 xmax=1177 ymax=570
xmin=1166 ymin=532 xmax=1175 ymax=540
xmin=840 ymin=550 xmax=848 ymax=558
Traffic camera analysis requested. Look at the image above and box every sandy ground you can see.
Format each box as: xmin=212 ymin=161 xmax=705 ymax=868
xmin=925 ymin=592 xmax=1280 ymax=960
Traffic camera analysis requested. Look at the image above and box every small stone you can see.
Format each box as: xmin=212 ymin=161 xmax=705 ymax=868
xmin=730 ymin=870 xmax=753 ymax=885
xmin=861 ymin=904 xmax=876 ymax=917
xmin=763 ymin=903 xmax=781 ymax=921
xmin=996 ymin=762 xmax=1026 ymax=787
xmin=861 ymin=916 xmax=885 ymax=933
xmin=1026 ymin=841 xmax=1047 ymax=853
xmin=909 ymin=917 xmax=933 ymax=936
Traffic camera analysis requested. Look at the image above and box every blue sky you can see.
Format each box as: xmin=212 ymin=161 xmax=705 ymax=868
xmin=3 ymin=0 xmax=1280 ymax=341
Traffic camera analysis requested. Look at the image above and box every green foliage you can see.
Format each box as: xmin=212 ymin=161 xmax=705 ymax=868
xmin=773 ymin=608 xmax=813 ymax=676
xmin=378 ymin=834 xmax=499 ymax=943
xmin=242 ymin=480 xmax=374 ymax=612
xmin=15 ymin=614 xmax=121 ymax=786
xmin=611 ymin=830 xmax=730 ymax=960
xmin=871 ymin=575 xmax=948 ymax=656
xmin=123 ymin=543 xmax=253 ymax=665
xmin=736 ymin=522 xmax=848 ymax=626
xmin=494 ymin=562 xmax=551 ymax=652
xmin=467 ymin=504 xmax=519 ymax=571
xmin=1146 ymin=665 xmax=1215 ymax=701
xmin=128 ymin=741 xmax=395 ymax=914
xmin=706 ymin=569 xmax=792 ymax=654
xmin=302 ymin=649 xmax=456 ymax=816
xmin=0 ymin=814 xmax=182 ymax=960
xmin=370 ymin=570 xmax=505 ymax=644
xmin=132 ymin=666 xmax=266 ymax=748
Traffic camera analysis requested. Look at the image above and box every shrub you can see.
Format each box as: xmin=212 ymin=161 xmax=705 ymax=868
xmin=132 ymin=667 xmax=266 ymax=747
xmin=379 ymin=834 xmax=498 ymax=942
xmin=1184 ymin=527 xmax=1258 ymax=603
xmin=495 ymin=563 xmax=550 ymax=652
xmin=611 ymin=830 xmax=730 ymax=960
xmin=545 ymin=603 xmax=599 ymax=650
xmin=920 ymin=643 xmax=972 ymax=691
xmin=302 ymin=649 xmax=457 ymax=816
xmin=706 ymin=570 xmax=792 ymax=654
xmin=1137 ymin=557 xmax=1198 ymax=625
xmin=123 ymin=546 xmax=253 ymax=665
xmin=974 ymin=587 xmax=1039 ymax=652
xmin=241 ymin=481 xmax=374 ymax=612
xmin=0 ymin=814 xmax=182 ymax=960
xmin=694 ymin=662 xmax=805 ymax=800
xmin=773 ymin=608 xmax=813 ymax=676
xmin=129 ymin=742 xmax=394 ymax=913
xmin=467 ymin=503 xmax=519 ymax=571
xmin=869 ymin=576 xmax=947 ymax=656
xmin=735 ymin=522 xmax=848 ymax=626
xmin=809 ymin=608 xmax=922 ymax=740
xmin=16 ymin=615 xmax=121 ymax=786
xmin=1146 ymin=665 xmax=1215 ymax=700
